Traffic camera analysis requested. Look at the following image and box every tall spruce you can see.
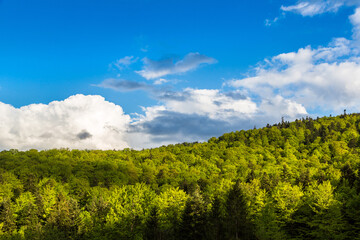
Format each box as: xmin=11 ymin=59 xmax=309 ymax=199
xmin=224 ymin=180 xmax=256 ymax=240
xmin=178 ymin=186 xmax=206 ymax=240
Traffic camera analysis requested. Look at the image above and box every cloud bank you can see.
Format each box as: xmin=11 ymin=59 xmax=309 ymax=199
xmin=0 ymin=95 xmax=131 ymax=150
xmin=0 ymin=90 xmax=307 ymax=150
xmin=128 ymin=88 xmax=306 ymax=148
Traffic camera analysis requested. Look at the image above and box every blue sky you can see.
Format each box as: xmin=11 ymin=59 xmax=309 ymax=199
xmin=1 ymin=0 xmax=360 ymax=150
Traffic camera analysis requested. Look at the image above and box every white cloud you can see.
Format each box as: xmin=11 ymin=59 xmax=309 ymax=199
xmin=111 ymin=56 xmax=138 ymax=70
xmin=258 ymin=95 xmax=307 ymax=119
xmin=265 ymin=17 xmax=279 ymax=26
xmin=227 ymin=36 xmax=360 ymax=111
xmin=0 ymin=95 xmax=131 ymax=150
xmin=281 ymin=0 xmax=343 ymax=16
xmin=160 ymin=88 xmax=257 ymax=119
xmin=0 ymin=91 xmax=308 ymax=150
xmin=281 ymin=0 xmax=359 ymax=16
xmin=128 ymin=88 xmax=307 ymax=148
xmin=249 ymin=5 xmax=360 ymax=115
xmin=350 ymin=7 xmax=360 ymax=41
xmin=154 ymin=78 xmax=169 ymax=85
xmin=136 ymin=52 xmax=217 ymax=80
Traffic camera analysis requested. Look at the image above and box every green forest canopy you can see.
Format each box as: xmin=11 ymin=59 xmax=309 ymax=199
xmin=1 ymin=113 xmax=360 ymax=239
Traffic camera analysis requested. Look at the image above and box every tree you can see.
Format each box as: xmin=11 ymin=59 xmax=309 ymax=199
xmin=206 ymin=196 xmax=225 ymax=240
xmin=224 ymin=180 xmax=255 ymax=240
xmin=144 ymin=207 xmax=161 ymax=240
xmin=178 ymin=186 xmax=206 ymax=240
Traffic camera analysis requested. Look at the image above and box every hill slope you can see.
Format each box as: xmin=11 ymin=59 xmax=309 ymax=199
xmin=1 ymin=114 xmax=360 ymax=239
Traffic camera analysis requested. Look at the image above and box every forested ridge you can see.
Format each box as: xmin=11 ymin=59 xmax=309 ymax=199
xmin=1 ymin=113 xmax=360 ymax=239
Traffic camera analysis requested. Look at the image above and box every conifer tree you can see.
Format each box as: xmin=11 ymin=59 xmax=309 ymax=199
xmin=224 ymin=180 xmax=255 ymax=240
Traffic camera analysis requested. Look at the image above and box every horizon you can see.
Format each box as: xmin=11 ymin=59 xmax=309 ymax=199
xmin=1 ymin=111 xmax=354 ymax=152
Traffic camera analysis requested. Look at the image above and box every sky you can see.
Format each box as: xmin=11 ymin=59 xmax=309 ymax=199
xmin=1 ymin=0 xmax=360 ymax=150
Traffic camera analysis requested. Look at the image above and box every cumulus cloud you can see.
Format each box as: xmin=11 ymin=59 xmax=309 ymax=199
xmin=127 ymin=88 xmax=307 ymax=148
xmin=227 ymin=35 xmax=360 ymax=111
xmin=0 ymin=95 xmax=131 ymax=150
xmin=157 ymin=88 xmax=257 ymax=120
xmin=281 ymin=0 xmax=359 ymax=16
xmin=136 ymin=52 xmax=217 ymax=80
xmin=0 ymin=91 xmax=308 ymax=150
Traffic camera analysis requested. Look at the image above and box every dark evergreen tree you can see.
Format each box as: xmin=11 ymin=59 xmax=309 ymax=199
xmin=224 ymin=180 xmax=256 ymax=240
xmin=144 ymin=207 xmax=162 ymax=240
xmin=206 ymin=196 xmax=225 ymax=240
xmin=178 ymin=187 xmax=206 ymax=240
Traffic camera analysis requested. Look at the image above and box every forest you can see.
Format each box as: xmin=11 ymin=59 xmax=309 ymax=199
xmin=1 ymin=113 xmax=360 ymax=239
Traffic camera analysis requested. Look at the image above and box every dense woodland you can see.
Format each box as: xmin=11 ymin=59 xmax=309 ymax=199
xmin=1 ymin=113 xmax=360 ymax=239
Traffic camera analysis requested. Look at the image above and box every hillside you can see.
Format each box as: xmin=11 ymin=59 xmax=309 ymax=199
xmin=1 ymin=113 xmax=360 ymax=239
